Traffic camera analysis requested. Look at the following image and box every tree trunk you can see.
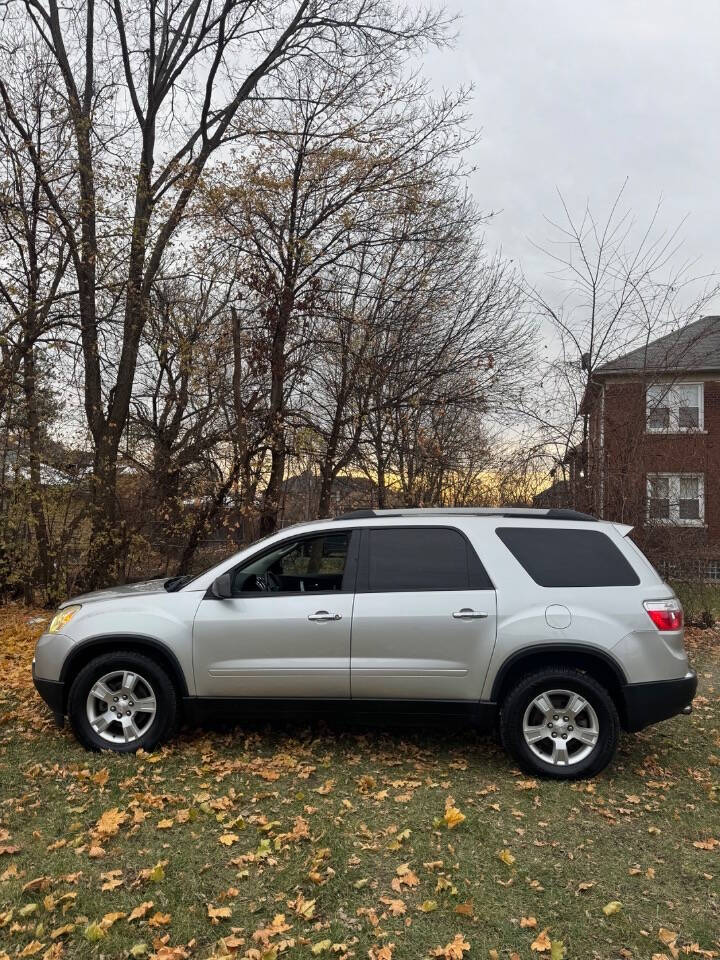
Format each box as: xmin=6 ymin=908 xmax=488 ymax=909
xmin=259 ymin=287 xmax=293 ymax=534
xmin=22 ymin=340 xmax=52 ymax=597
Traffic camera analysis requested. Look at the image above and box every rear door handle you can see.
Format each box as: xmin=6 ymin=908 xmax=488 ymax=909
xmin=452 ymin=608 xmax=488 ymax=620
xmin=308 ymin=610 xmax=342 ymax=622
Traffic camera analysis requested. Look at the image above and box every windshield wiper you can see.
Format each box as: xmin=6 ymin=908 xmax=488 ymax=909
xmin=164 ymin=575 xmax=193 ymax=593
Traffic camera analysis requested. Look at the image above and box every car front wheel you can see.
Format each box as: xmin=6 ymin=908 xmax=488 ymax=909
xmin=68 ymin=650 xmax=178 ymax=752
xmin=500 ymin=666 xmax=619 ymax=779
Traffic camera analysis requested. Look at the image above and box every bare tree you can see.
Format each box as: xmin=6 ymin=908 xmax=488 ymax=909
xmin=0 ymin=0 xmax=446 ymax=583
xmin=0 ymin=40 xmax=75 ymax=597
xmin=524 ymin=185 xmax=718 ymax=513
xmin=201 ymin=41 xmax=472 ymax=531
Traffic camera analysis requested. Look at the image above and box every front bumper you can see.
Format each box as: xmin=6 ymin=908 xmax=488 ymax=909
xmin=32 ymin=658 xmax=66 ymax=722
xmin=622 ymin=669 xmax=697 ymax=732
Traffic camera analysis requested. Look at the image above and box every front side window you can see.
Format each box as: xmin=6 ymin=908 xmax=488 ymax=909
xmin=367 ymin=528 xmax=471 ymax=591
xmin=646 ymin=382 xmax=703 ymax=432
xmin=231 ymin=532 xmax=350 ymax=594
xmin=647 ymin=474 xmax=704 ymax=526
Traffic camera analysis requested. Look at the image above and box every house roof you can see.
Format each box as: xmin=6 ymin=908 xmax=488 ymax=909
xmin=594 ymin=315 xmax=720 ymax=375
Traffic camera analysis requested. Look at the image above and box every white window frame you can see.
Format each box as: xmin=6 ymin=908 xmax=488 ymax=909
xmin=645 ymin=381 xmax=704 ymax=433
xmin=646 ymin=473 xmax=705 ymax=527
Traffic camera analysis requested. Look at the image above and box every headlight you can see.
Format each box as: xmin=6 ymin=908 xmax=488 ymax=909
xmin=48 ymin=605 xmax=82 ymax=634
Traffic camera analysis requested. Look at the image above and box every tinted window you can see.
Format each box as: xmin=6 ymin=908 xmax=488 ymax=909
xmin=368 ymin=528 xmax=470 ymax=591
xmin=496 ymin=527 xmax=640 ymax=587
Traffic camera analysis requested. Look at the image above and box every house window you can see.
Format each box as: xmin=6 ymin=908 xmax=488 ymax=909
xmin=647 ymin=474 xmax=704 ymax=526
xmin=646 ymin=383 xmax=703 ymax=432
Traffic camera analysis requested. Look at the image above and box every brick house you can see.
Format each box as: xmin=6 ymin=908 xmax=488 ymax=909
xmin=570 ymin=315 xmax=720 ymax=566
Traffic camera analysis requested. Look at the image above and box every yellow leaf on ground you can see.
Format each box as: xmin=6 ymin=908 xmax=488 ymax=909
xmin=94 ymin=808 xmax=127 ymax=838
xmin=207 ymin=905 xmax=232 ymax=923
xmin=602 ymin=901 xmax=622 ymax=916
xmin=430 ymin=934 xmax=471 ymax=959
xmin=291 ymin=893 xmax=316 ymax=920
xmin=311 ymin=939 xmax=332 ymax=954
xmin=148 ymin=911 xmax=171 ymax=926
xmin=391 ymin=863 xmax=419 ymax=892
xmin=521 ymin=916 xmax=538 ymax=928
xmin=369 ymin=946 xmax=394 ymax=960
xmin=219 ymin=833 xmax=239 ymax=847
xmin=379 ymin=897 xmax=406 ymax=916
xmin=443 ymin=806 xmax=466 ymax=829
xmin=92 ymin=769 xmax=109 ymax=787
xmin=498 ymin=848 xmax=516 ymax=866
xmin=419 ymin=900 xmax=438 ymax=912
xmin=84 ymin=923 xmax=107 ymax=942
xmin=157 ymin=819 xmax=174 ymax=830
xmin=100 ymin=911 xmax=126 ymax=930
xmin=100 ymin=869 xmax=123 ymax=891
xmin=17 ymin=941 xmax=45 ymax=957
xmin=128 ymin=901 xmax=154 ymax=922
xmin=531 ymin=929 xmax=552 ymax=953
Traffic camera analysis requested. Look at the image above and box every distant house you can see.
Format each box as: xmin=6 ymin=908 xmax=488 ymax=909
xmin=576 ymin=315 xmax=720 ymax=558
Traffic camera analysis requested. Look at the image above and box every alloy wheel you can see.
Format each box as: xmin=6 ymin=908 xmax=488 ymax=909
xmin=85 ymin=669 xmax=157 ymax=744
xmin=522 ymin=688 xmax=600 ymax=766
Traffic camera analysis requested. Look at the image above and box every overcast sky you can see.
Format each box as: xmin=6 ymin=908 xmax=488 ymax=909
xmin=422 ymin=0 xmax=720 ymax=312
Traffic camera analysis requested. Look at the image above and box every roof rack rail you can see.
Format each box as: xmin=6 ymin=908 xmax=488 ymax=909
xmin=332 ymin=507 xmax=597 ymax=522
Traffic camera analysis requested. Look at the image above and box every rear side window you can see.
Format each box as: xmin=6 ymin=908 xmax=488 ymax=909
xmin=367 ymin=527 xmax=490 ymax=591
xmin=496 ymin=527 xmax=640 ymax=587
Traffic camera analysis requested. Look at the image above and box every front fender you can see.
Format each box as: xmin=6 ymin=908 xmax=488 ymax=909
xmin=57 ymin=592 xmax=203 ymax=695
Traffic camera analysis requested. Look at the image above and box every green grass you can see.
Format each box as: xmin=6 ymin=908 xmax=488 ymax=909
xmin=0 ymin=610 xmax=718 ymax=960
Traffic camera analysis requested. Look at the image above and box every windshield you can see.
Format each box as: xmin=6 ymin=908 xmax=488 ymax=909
xmin=167 ymin=530 xmax=289 ymax=592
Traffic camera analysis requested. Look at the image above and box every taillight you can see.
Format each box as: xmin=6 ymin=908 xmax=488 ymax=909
xmin=644 ymin=599 xmax=683 ymax=631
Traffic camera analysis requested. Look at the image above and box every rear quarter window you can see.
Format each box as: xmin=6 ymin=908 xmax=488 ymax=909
xmin=495 ymin=527 xmax=640 ymax=587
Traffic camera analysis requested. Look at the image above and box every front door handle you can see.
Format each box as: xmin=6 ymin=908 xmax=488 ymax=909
xmin=452 ymin=608 xmax=488 ymax=620
xmin=308 ymin=610 xmax=342 ymax=622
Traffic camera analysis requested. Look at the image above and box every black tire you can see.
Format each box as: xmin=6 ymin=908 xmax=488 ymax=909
xmin=499 ymin=666 xmax=619 ymax=780
xmin=68 ymin=650 xmax=178 ymax=753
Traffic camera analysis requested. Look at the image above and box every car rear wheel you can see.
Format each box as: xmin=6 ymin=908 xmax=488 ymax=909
xmin=68 ymin=651 xmax=178 ymax=752
xmin=500 ymin=666 xmax=619 ymax=779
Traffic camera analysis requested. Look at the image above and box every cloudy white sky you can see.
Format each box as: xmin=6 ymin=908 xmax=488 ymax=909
xmin=423 ymin=0 xmax=720 ymax=310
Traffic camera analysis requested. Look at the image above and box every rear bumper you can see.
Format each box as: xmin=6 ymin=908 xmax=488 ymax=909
xmin=622 ymin=670 xmax=697 ymax=732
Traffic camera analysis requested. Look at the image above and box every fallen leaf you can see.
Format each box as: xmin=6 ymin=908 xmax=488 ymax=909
xmin=311 ymin=939 xmax=332 ymax=954
xmin=498 ymin=848 xmax=516 ymax=866
xmin=84 ymin=922 xmax=107 ymax=942
xmin=531 ymin=929 xmax=552 ymax=953
xmin=379 ymin=897 xmax=406 ymax=916
xmin=94 ymin=808 xmax=127 ymax=838
xmin=443 ymin=806 xmax=466 ymax=830
xmin=391 ymin=864 xmax=419 ymax=892
xmin=148 ymin=911 xmax=171 ymax=926
xmin=603 ymin=901 xmax=622 ymax=916
xmin=207 ymin=905 xmax=232 ymax=923
xmin=128 ymin=901 xmax=154 ymax=922
xmin=430 ymin=934 xmax=471 ymax=959
xmin=100 ymin=911 xmax=126 ymax=929
xmin=219 ymin=833 xmax=239 ymax=847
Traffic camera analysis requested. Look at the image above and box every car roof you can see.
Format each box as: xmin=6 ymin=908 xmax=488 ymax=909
xmin=331 ymin=507 xmax=597 ymax=523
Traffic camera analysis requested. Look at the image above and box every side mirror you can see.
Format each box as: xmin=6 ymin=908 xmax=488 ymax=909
xmin=210 ymin=572 xmax=233 ymax=599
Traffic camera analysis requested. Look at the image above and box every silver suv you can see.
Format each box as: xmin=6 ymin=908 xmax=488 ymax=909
xmin=32 ymin=508 xmax=696 ymax=779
